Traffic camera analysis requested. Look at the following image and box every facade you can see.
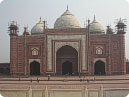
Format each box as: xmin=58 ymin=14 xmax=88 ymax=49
xmin=9 ymin=8 xmax=126 ymax=76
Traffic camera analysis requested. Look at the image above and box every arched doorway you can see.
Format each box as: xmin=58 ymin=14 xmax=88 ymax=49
xmin=0 ymin=68 xmax=4 ymax=75
xmin=94 ymin=60 xmax=105 ymax=75
xmin=30 ymin=61 xmax=40 ymax=75
xmin=56 ymin=45 xmax=78 ymax=75
xmin=62 ymin=61 xmax=72 ymax=75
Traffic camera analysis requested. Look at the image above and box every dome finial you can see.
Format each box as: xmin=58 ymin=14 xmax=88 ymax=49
xmin=39 ymin=17 xmax=43 ymax=23
xmin=67 ymin=5 xmax=69 ymax=11
xmin=94 ymin=15 xmax=96 ymax=21
xmin=23 ymin=26 xmax=29 ymax=35
xmin=40 ymin=17 xmax=42 ymax=21
xmin=24 ymin=26 xmax=27 ymax=32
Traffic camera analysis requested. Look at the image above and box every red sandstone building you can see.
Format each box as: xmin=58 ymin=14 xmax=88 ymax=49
xmin=9 ymin=8 xmax=126 ymax=76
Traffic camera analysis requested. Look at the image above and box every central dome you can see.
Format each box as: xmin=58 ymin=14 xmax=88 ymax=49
xmin=54 ymin=8 xmax=82 ymax=29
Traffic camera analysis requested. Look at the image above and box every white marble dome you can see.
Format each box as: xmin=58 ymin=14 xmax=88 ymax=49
xmin=54 ymin=8 xmax=82 ymax=29
xmin=90 ymin=18 xmax=105 ymax=34
xmin=31 ymin=18 xmax=44 ymax=34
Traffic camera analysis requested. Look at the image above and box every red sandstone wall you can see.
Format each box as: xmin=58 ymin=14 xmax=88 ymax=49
xmin=89 ymin=34 xmax=126 ymax=75
xmin=25 ymin=35 xmax=45 ymax=75
xmin=10 ymin=34 xmax=45 ymax=76
xmin=10 ymin=28 xmax=126 ymax=76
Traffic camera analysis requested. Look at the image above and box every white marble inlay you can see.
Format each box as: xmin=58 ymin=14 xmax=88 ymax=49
xmin=47 ymin=35 xmax=87 ymax=71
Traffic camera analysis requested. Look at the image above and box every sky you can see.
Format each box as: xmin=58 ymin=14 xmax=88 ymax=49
xmin=0 ymin=0 xmax=129 ymax=62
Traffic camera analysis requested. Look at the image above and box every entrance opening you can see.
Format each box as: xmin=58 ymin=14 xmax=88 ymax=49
xmin=0 ymin=68 xmax=4 ymax=74
xmin=56 ymin=45 xmax=78 ymax=75
xmin=94 ymin=60 xmax=105 ymax=75
xmin=62 ymin=61 xmax=72 ymax=75
xmin=30 ymin=61 xmax=40 ymax=75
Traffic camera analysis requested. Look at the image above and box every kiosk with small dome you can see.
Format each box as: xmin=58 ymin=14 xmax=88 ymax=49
xmin=8 ymin=7 xmax=127 ymax=76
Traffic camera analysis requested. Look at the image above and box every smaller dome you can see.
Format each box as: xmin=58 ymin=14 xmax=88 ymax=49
xmin=90 ymin=17 xmax=105 ymax=34
xmin=31 ymin=18 xmax=44 ymax=34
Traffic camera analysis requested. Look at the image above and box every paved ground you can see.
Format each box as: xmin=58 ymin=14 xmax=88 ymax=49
xmin=0 ymin=74 xmax=129 ymax=90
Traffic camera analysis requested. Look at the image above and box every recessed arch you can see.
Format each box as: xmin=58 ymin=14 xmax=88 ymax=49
xmin=56 ymin=45 xmax=78 ymax=75
xmin=56 ymin=43 xmax=79 ymax=53
xmin=94 ymin=60 xmax=106 ymax=75
xmin=30 ymin=61 xmax=40 ymax=75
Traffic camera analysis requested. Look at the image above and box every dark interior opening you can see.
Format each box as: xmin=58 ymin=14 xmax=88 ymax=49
xmin=62 ymin=61 xmax=73 ymax=75
xmin=0 ymin=68 xmax=4 ymax=74
xmin=30 ymin=61 xmax=40 ymax=75
xmin=94 ymin=60 xmax=105 ymax=75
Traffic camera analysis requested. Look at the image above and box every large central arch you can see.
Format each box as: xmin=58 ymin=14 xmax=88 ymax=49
xmin=56 ymin=45 xmax=78 ymax=75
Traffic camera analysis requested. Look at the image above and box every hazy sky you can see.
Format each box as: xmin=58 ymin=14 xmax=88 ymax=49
xmin=0 ymin=0 xmax=129 ymax=62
